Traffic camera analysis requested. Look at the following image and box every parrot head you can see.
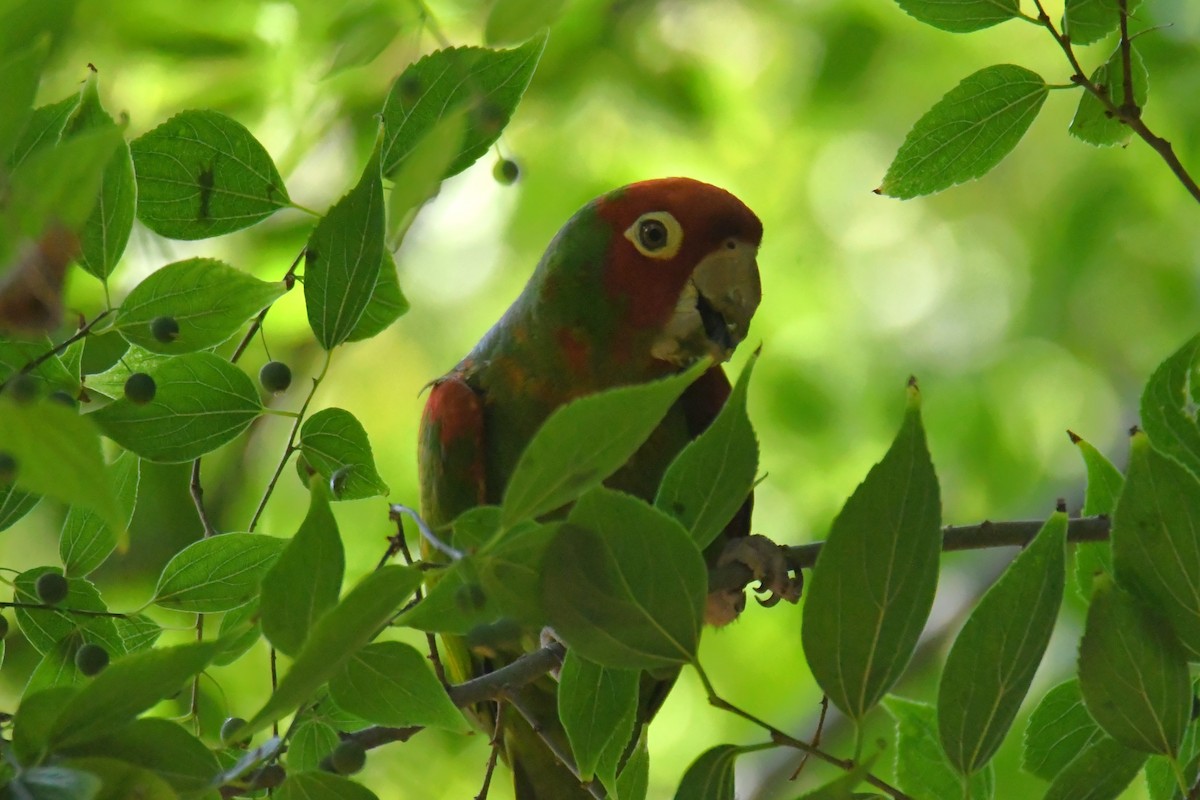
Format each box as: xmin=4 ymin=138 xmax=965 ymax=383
xmin=592 ymin=177 xmax=763 ymax=367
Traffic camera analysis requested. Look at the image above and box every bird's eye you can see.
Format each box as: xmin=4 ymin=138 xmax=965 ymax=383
xmin=624 ymin=211 xmax=683 ymax=259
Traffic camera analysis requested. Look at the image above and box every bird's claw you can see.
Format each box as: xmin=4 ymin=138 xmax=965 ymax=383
xmin=706 ymin=534 xmax=802 ymax=625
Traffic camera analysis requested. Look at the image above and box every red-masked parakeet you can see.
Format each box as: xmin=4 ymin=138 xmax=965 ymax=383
xmin=419 ymin=177 xmax=766 ymax=798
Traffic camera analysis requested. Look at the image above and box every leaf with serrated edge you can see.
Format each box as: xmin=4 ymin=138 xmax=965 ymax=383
xmin=894 ymin=0 xmax=1020 ymax=33
xmin=1078 ymin=578 xmax=1189 ymax=756
xmin=381 ymin=36 xmax=545 ymax=179
xmin=90 ymin=351 xmax=263 ymax=463
xmin=542 ymin=488 xmax=706 ymax=670
xmin=1072 ymin=432 xmax=1123 ymax=598
xmin=0 ymin=483 xmax=40 ymax=532
xmin=298 ymin=408 xmax=389 ymax=500
xmin=879 ymin=65 xmax=1048 ymax=199
xmin=1111 ymin=432 xmax=1200 ymax=659
xmin=328 ymin=641 xmax=466 ymax=731
xmin=802 ymin=385 xmax=941 ymax=720
xmin=1042 ymin=735 xmax=1146 ymax=800
xmin=559 ymin=649 xmax=638 ymax=781
xmin=1063 ymin=0 xmax=1143 ymax=46
xmin=235 ymin=565 xmax=422 ymax=739
xmin=938 ymin=511 xmax=1066 ymax=775
xmin=1070 ymin=45 xmax=1149 ymax=147
xmin=304 ymin=148 xmax=384 ymax=350
xmin=503 ymin=359 xmax=708 ymax=527
xmin=885 ymin=697 xmax=994 ymax=800
xmin=151 ymin=533 xmax=286 ymax=613
xmin=1140 ymin=334 xmax=1200 ymax=479
xmin=656 ymin=357 xmax=758 ymax=549
xmin=115 ymin=258 xmax=285 ymax=354
xmin=130 ymin=109 xmax=289 ymax=240
xmin=1021 ymin=679 xmax=1105 ymax=781
xmin=260 ymin=482 xmax=344 ymax=656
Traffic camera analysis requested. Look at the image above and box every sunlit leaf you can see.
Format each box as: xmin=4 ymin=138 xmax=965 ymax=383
xmin=328 ymin=641 xmax=466 ymax=731
xmin=1070 ymin=44 xmax=1148 ymax=147
xmin=214 ymin=601 xmax=261 ymax=666
xmin=7 ymin=125 xmax=123 ymax=237
xmin=151 ymin=533 xmax=286 ymax=613
xmin=885 ymin=697 xmax=994 ymax=800
xmin=892 ymin=0 xmax=1020 ymax=33
xmin=344 ymin=252 xmax=409 ymax=342
xmin=0 ymin=38 xmax=48 ymax=165
xmin=288 ymin=718 xmax=339 ymax=773
xmin=1070 ymin=432 xmax=1123 ymax=598
xmin=1140 ymin=333 xmax=1200 ymax=479
xmin=0 ymin=482 xmax=40 ymax=532
xmin=12 ymin=568 xmax=124 ymax=657
xmin=7 ymin=92 xmax=80 ymax=169
xmin=298 ymin=408 xmax=389 ymax=500
xmin=672 ymin=745 xmax=737 ymax=800
xmin=60 ymin=451 xmax=139 ymax=577
xmin=1063 ymin=0 xmax=1142 ymax=46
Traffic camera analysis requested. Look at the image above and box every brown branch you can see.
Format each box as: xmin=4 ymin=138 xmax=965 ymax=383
xmin=229 ymin=250 xmax=303 ymax=365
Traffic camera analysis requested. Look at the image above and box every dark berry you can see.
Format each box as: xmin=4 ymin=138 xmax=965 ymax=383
xmin=150 ymin=316 xmax=180 ymax=343
xmin=493 ymin=158 xmax=519 ymax=185
xmin=220 ymin=716 xmax=249 ymax=747
xmin=35 ymin=572 xmax=69 ymax=605
xmin=0 ymin=452 xmax=16 ymax=483
xmin=75 ymin=642 xmax=109 ymax=676
xmin=49 ymin=390 xmax=76 ymax=407
xmin=329 ymin=740 xmax=366 ymax=775
xmin=124 ymin=372 xmax=156 ymax=404
xmin=258 ymin=361 xmax=292 ymax=394
xmin=5 ymin=373 xmax=38 ymax=403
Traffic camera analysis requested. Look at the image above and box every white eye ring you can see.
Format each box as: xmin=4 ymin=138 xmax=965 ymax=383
xmin=624 ymin=211 xmax=683 ymax=259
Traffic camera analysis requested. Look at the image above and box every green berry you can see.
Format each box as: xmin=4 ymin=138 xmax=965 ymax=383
xmin=35 ymin=572 xmax=69 ymax=605
xmin=75 ymin=642 xmax=110 ymax=676
xmin=220 ymin=716 xmax=249 ymax=746
xmin=0 ymin=615 xmax=9 ymax=639
xmin=330 ymin=740 xmax=366 ymax=775
xmin=259 ymin=361 xmax=292 ymax=393
xmin=493 ymin=158 xmax=519 ymax=185
xmin=0 ymin=452 xmax=16 ymax=483
xmin=124 ymin=372 xmax=156 ymax=404
xmin=150 ymin=316 xmax=180 ymax=343
xmin=5 ymin=373 xmax=38 ymax=403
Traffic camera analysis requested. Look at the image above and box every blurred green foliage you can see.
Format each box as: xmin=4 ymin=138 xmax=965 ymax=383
xmin=2 ymin=0 xmax=1199 ymax=797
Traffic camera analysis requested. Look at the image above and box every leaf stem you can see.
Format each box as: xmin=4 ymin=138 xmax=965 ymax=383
xmin=7 ymin=308 xmax=114 ymax=389
xmin=0 ymin=600 xmax=126 ymax=618
xmin=230 ymin=248 xmax=304 ymax=366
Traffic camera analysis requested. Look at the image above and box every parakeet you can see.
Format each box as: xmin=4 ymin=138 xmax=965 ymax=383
xmin=418 ymin=177 xmax=763 ymax=799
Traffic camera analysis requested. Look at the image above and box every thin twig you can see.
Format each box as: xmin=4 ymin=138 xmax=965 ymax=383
xmin=475 ymin=702 xmax=505 ymax=800
xmin=386 ymin=511 xmax=449 ymax=685
xmin=230 ymin=250 xmax=303 ymax=365
xmin=1118 ymin=0 xmax=1136 ymax=112
xmin=0 ymin=601 xmax=126 ymax=618
xmin=6 ymin=308 xmax=113 ymax=390
xmin=790 ymin=695 xmax=829 ymax=780
xmin=189 ymin=459 xmax=217 ymax=537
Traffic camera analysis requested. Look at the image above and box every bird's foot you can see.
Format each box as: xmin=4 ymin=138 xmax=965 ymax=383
xmin=705 ymin=534 xmax=803 ymax=626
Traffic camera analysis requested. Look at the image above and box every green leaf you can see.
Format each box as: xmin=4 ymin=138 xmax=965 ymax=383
xmin=1111 ymin=432 xmax=1200 ymax=659
xmin=938 ymin=510 xmax=1066 ymax=775
xmin=324 ymin=4 xmax=404 ymax=77
xmin=58 ymin=757 xmax=175 ymax=800
xmin=276 ymin=772 xmax=379 ymax=800
xmin=1147 ymin=719 xmax=1200 ymax=800
xmin=214 ymin=600 xmax=261 ymax=666
xmin=892 ymin=0 xmax=1020 ymax=33
xmin=558 ymin=650 xmax=639 ymax=781
xmin=0 ymin=38 xmax=48 ymax=163
xmin=13 ymin=686 xmax=78 ymax=764
xmin=884 ymin=697 xmax=994 ymax=800
xmin=47 ymin=640 xmax=220 ymax=749
xmin=304 ymin=148 xmax=384 ymax=350
xmin=0 ymin=398 xmax=125 ymax=537
xmin=328 ymin=640 xmax=466 ymax=731
xmin=13 ymin=568 xmax=124 ymax=656
xmin=476 ymin=520 xmax=560 ymax=625
xmin=8 ymin=92 xmax=81 ymax=169
xmin=151 ymin=533 xmax=286 ymax=613
xmin=130 ymin=109 xmax=289 ymax=240
xmin=113 ymin=614 xmax=161 ymax=654
xmin=6 ymin=125 xmax=123 ymax=238
xmin=502 ymin=359 xmax=708 ymax=527
xmin=1140 ymin=333 xmax=1200 ymax=479
xmin=879 ymin=64 xmax=1048 ymax=199
xmin=67 ymin=73 xmax=135 ymax=282
xmin=672 ymin=745 xmax=737 ymax=800
xmin=613 ymin=728 xmax=649 ymax=800
xmin=25 ymin=638 xmax=85 ymax=694
xmin=260 ymin=482 xmax=344 ymax=656
xmin=542 ymin=487 xmax=706 ymax=670
xmin=386 ymin=110 xmax=467 ymax=237
xmin=0 ymin=482 xmax=40 ymax=532
xmin=1041 ymin=735 xmax=1146 ymax=800
xmin=794 ymin=754 xmax=878 ymax=799
xmin=114 ymin=258 xmax=286 ymax=353
xmin=393 ymin=555 xmax=502 ymax=634
xmin=1070 ymin=44 xmax=1149 ymax=147
xmin=59 ymin=717 xmax=220 ymax=795
xmin=1021 ymin=679 xmax=1105 ymax=781
xmin=1071 ymin=432 xmax=1123 ymax=598
xmin=0 ymin=335 xmax=79 ymax=390
xmin=802 ymin=387 xmax=941 ymax=720
xmin=380 ymin=35 xmax=546 ymax=179
xmin=344 ymin=252 xmax=409 ymax=342
xmin=287 ymin=718 xmax=339 ymax=772
xmin=3 ymin=766 xmax=101 ymax=800
xmin=1063 ymin=0 xmax=1142 ymax=46
xmin=656 ymin=357 xmax=758 ymax=548
xmin=237 ymin=565 xmax=422 ymax=739
xmin=485 ymin=0 xmax=569 ymax=45
xmin=90 ymin=351 xmax=264 ymax=463
xmin=298 ymin=408 xmax=389 ymax=500
xmin=1078 ymin=578 xmax=1190 ymax=755
xmin=60 ymin=450 xmax=139 ymax=577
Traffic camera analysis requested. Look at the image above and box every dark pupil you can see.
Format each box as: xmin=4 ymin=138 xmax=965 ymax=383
xmin=638 ymin=219 xmax=668 ymax=251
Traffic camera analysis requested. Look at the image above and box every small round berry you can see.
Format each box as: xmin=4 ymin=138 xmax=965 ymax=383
xmin=75 ymin=642 xmax=110 ymax=676
xmin=124 ymin=373 xmax=157 ymax=404
xmin=220 ymin=716 xmax=249 ymax=747
xmin=0 ymin=452 xmax=16 ymax=483
xmin=35 ymin=572 xmax=69 ymax=605
xmin=5 ymin=373 xmax=38 ymax=403
xmin=493 ymin=158 xmax=519 ymax=185
xmin=258 ymin=361 xmax=292 ymax=394
xmin=150 ymin=316 xmax=180 ymax=344
xmin=329 ymin=740 xmax=367 ymax=775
